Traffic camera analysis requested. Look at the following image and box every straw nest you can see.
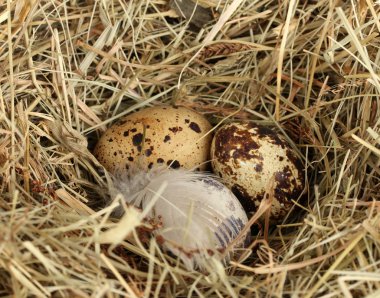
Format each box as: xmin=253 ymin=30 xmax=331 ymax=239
xmin=1 ymin=0 xmax=380 ymax=297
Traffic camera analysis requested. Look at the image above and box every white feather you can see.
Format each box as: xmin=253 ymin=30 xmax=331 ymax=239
xmin=111 ymin=166 xmax=249 ymax=270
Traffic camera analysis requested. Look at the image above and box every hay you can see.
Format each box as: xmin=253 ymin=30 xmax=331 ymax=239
xmin=1 ymin=0 xmax=380 ymax=296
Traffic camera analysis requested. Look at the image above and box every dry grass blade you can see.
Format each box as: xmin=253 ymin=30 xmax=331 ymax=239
xmin=1 ymin=0 xmax=380 ymax=297
xmin=198 ymin=42 xmax=261 ymax=60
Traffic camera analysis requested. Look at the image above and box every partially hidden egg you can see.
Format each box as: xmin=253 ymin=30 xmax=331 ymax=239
xmin=94 ymin=106 xmax=212 ymax=174
xmin=210 ymin=122 xmax=305 ymax=220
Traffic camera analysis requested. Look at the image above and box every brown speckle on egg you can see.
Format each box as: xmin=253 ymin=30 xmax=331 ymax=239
xmin=169 ymin=126 xmax=183 ymax=133
xmin=167 ymin=160 xmax=181 ymax=169
xmin=189 ymin=122 xmax=201 ymax=133
xmin=231 ymin=184 xmax=259 ymax=213
xmin=145 ymin=149 xmax=152 ymax=157
xmin=132 ymin=133 xmax=143 ymax=146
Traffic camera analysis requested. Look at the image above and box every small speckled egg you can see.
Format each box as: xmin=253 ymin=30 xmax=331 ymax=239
xmin=210 ymin=122 xmax=305 ymax=220
xmin=94 ymin=106 xmax=212 ymax=174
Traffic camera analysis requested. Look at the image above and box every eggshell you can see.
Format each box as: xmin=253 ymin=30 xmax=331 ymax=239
xmin=210 ymin=122 xmax=305 ymax=220
xmin=94 ymin=106 xmax=212 ymax=174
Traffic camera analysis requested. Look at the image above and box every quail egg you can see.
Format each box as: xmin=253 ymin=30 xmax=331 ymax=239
xmin=210 ymin=122 xmax=305 ymax=220
xmin=94 ymin=106 xmax=212 ymax=174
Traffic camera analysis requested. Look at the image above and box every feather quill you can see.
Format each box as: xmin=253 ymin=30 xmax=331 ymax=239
xmin=111 ymin=166 xmax=249 ymax=270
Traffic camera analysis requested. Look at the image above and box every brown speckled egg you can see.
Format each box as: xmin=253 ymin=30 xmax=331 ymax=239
xmin=94 ymin=106 xmax=212 ymax=174
xmin=210 ymin=122 xmax=305 ymax=220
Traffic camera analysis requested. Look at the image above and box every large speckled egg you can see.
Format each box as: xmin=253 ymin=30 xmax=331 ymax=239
xmin=94 ymin=106 xmax=212 ymax=174
xmin=210 ymin=122 xmax=305 ymax=220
